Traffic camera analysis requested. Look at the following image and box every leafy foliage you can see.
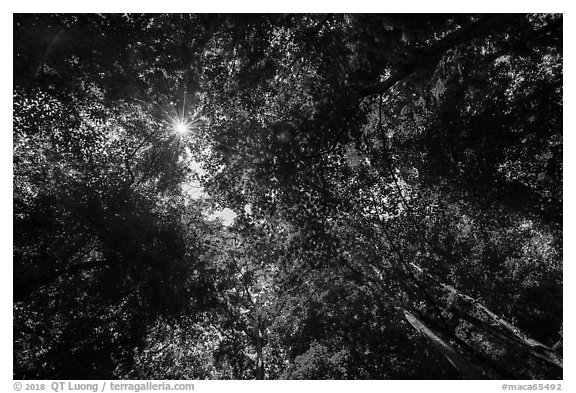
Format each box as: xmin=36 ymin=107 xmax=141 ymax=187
xmin=14 ymin=13 xmax=562 ymax=380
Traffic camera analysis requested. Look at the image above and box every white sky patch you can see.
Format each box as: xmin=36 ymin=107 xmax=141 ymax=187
xmin=182 ymin=158 xmax=237 ymax=226
xmin=182 ymin=182 xmax=206 ymax=199
xmin=189 ymin=158 xmax=206 ymax=177
xmin=209 ymin=208 xmax=237 ymax=226
xmin=182 ymin=157 xmax=208 ymax=199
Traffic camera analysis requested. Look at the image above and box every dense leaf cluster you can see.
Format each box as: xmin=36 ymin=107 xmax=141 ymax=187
xmin=14 ymin=14 xmax=562 ymax=379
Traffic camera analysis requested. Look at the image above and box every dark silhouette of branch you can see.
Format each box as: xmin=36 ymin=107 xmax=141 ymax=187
xmin=362 ymin=14 xmax=525 ymax=98
xmin=15 ymin=259 xmax=110 ymax=301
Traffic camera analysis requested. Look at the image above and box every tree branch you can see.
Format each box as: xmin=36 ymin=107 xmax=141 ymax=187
xmin=362 ymin=14 xmax=525 ymax=98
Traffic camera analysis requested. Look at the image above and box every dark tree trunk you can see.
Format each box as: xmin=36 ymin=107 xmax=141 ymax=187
xmin=255 ymin=328 xmax=264 ymax=380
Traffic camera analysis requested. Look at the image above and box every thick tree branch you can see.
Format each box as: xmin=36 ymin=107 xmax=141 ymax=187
xmin=362 ymin=14 xmax=525 ymax=98
xmin=15 ymin=259 xmax=110 ymax=301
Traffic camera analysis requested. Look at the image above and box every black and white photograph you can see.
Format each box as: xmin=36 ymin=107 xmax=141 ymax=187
xmin=13 ymin=12 xmax=563 ymax=383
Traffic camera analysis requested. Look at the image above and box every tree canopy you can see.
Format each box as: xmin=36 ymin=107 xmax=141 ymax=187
xmin=13 ymin=13 xmax=562 ymax=380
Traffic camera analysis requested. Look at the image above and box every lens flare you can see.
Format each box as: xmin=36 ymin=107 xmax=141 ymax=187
xmin=174 ymin=121 xmax=188 ymax=135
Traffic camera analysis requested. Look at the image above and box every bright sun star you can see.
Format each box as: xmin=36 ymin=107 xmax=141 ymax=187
xmin=174 ymin=121 xmax=188 ymax=135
